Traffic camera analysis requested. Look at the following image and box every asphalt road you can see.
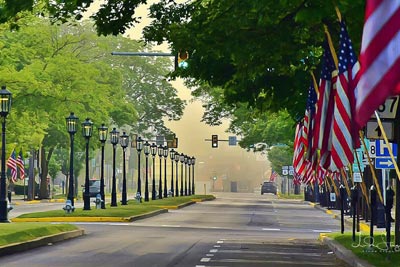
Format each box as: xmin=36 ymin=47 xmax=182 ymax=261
xmin=0 ymin=192 xmax=350 ymax=267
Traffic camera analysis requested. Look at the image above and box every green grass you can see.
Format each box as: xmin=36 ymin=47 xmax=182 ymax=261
xmin=0 ymin=223 xmax=78 ymax=247
xmin=327 ymin=232 xmax=400 ymax=267
xmin=278 ymin=193 xmax=304 ymax=200
xmin=17 ymin=195 xmax=215 ymax=218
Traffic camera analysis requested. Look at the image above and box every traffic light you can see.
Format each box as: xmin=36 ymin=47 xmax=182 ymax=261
xmin=211 ymin=135 xmax=218 ymax=148
xmin=175 ymin=51 xmax=189 ymax=70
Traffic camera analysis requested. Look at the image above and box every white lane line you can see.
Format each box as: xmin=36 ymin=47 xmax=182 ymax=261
xmin=214 ymin=245 xmax=221 ymax=248
xmin=200 ymin=258 xmax=211 ymax=262
xmin=161 ymin=224 xmax=181 ymax=227
xmin=217 ymin=240 xmax=224 ymax=244
xmin=312 ymin=230 xmax=332 ymax=233
xmin=210 ymin=249 xmax=218 ymax=253
xmin=195 ymin=265 xmax=206 ymax=267
xmin=262 ymin=228 xmax=281 ymax=231
xmin=206 ymin=254 xmax=214 ymax=257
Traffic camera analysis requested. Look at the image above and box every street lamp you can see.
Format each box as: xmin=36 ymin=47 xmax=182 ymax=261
xmin=191 ymin=157 xmax=196 ymax=195
xmin=110 ymin=128 xmax=119 ymax=207
xmin=65 ymin=112 xmax=78 ymax=211
xmin=184 ymin=155 xmax=188 ymax=196
xmin=169 ymin=149 xmax=175 ymax=197
xmin=120 ymin=132 xmax=129 ymax=205
xmin=143 ymin=141 xmax=150 ymax=202
xmin=0 ymin=85 xmax=11 ymax=222
xmin=150 ymin=143 xmax=157 ymax=200
xmin=180 ymin=153 xmax=184 ymax=196
xmin=136 ymin=136 xmax=143 ymax=197
xmin=188 ymin=157 xmax=191 ymax=196
xmin=82 ymin=118 xmax=93 ymax=210
xmin=163 ymin=146 xmax=168 ymax=198
xmin=174 ymin=152 xmax=179 ymax=197
xmin=98 ymin=123 xmax=108 ymax=209
xmin=157 ymin=145 xmax=163 ymax=200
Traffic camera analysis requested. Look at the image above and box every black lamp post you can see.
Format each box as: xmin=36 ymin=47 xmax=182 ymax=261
xmin=143 ymin=141 xmax=150 ymax=202
xmin=0 ymin=86 xmax=11 ymax=222
xmin=82 ymin=118 xmax=93 ymax=210
xmin=136 ymin=136 xmax=143 ymax=197
xmin=188 ymin=157 xmax=191 ymax=196
xmin=120 ymin=132 xmax=129 ymax=205
xmin=180 ymin=153 xmax=184 ymax=196
xmin=110 ymin=128 xmax=119 ymax=207
xmin=98 ymin=124 xmax=108 ymax=209
xmin=65 ymin=112 xmax=78 ymax=210
xmin=150 ymin=143 xmax=157 ymax=200
xmin=157 ymin=145 xmax=163 ymax=199
xmin=163 ymin=146 xmax=168 ymax=198
xmin=174 ymin=152 xmax=179 ymax=197
xmin=184 ymin=155 xmax=188 ymax=196
xmin=191 ymin=156 xmax=196 ymax=195
xmin=169 ymin=149 xmax=175 ymax=197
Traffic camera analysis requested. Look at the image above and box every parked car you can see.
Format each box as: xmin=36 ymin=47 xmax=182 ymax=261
xmin=261 ymin=181 xmax=277 ymax=195
xmin=82 ymin=180 xmax=101 ymax=198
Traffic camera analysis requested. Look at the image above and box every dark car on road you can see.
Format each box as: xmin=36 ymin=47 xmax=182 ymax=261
xmin=82 ymin=180 xmax=101 ymax=198
xmin=261 ymin=181 xmax=277 ymax=195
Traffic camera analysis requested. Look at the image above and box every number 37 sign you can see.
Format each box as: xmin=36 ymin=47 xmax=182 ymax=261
xmin=366 ymin=96 xmax=399 ymax=141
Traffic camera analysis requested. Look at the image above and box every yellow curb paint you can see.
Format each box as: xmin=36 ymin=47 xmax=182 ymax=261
xmin=191 ymin=199 xmax=203 ymax=202
xmin=359 ymin=223 xmax=370 ymax=232
xmin=157 ymin=206 xmax=179 ymax=209
xmin=326 ymin=210 xmax=333 ymax=215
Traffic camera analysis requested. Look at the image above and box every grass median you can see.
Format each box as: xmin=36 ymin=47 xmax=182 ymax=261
xmin=13 ymin=195 xmax=215 ymax=220
xmin=324 ymin=232 xmax=400 ymax=267
xmin=0 ymin=223 xmax=79 ymax=247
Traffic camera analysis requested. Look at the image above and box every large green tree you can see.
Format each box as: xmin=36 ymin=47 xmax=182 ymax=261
xmin=0 ymin=16 xmax=184 ymax=198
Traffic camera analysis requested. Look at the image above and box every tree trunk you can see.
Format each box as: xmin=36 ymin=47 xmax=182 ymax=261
xmin=39 ymin=146 xmax=54 ymax=199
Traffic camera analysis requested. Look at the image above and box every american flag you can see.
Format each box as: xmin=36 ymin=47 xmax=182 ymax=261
xmin=304 ymin=82 xmax=318 ymax=168
xmin=331 ymin=20 xmax=360 ymax=171
xmin=293 ymin=123 xmax=306 ymax=178
xmin=7 ymin=150 xmax=17 ymax=183
xmin=269 ymin=170 xmax=278 ymax=182
xmin=315 ymin=37 xmax=337 ymax=170
xmin=356 ymin=0 xmax=400 ymax=129
xmin=16 ymin=150 xmax=25 ymax=180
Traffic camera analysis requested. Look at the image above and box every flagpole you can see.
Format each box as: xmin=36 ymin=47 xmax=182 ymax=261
xmin=360 ymin=131 xmax=383 ymax=203
xmin=353 ymin=152 xmax=370 ymax=207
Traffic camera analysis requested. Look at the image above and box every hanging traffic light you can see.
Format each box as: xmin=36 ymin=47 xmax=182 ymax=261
xmin=211 ymin=135 xmax=218 ymax=148
xmin=175 ymin=51 xmax=189 ymax=70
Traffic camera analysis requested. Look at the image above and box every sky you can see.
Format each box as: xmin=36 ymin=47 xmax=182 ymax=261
xmin=87 ymin=1 xmax=271 ymax=193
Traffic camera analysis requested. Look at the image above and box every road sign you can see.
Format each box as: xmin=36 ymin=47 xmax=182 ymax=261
xmin=375 ymin=157 xmax=395 ymax=169
xmin=375 ymin=140 xmax=397 ymax=157
xmin=366 ymin=120 xmax=394 ymax=140
xmin=228 ymin=136 xmax=237 ymax=146
xmin=372 ymin=96 xmax=399 ymax=119
xmin=353 ymin=172 xmax=362 ymax=182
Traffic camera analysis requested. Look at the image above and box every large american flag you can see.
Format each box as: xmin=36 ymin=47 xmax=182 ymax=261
xmin=315 ymin=37 xmax=337 ymax=170
xmin=355 ymin=0 xmax=400 ymax=129
xmin=331 ymin=20 xmax=360 ymax=171
xmin=269 ymin=170 xmax=278 ymax=182
xmin=304 ymin=82 xmax=318 ymax=168
xmin=7 ymin=150 xmax=17 ymax=183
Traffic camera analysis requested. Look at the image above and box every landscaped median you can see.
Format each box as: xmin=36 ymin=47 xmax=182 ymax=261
xmin=1 ymin=195 xmax=215 ymax=254
xmin=12 ymin=195 xmax=215 ymax=223
xmin=321 ymin=232 xmax=400 ymax=267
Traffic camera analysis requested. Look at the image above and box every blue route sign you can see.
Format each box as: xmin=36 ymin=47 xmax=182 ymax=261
xmin=375 ymin=157 xmax=395 ymax=169
xmin=375 ymin=140 xmax=397 ymax=157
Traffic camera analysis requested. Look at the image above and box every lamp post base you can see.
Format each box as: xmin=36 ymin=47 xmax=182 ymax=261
xmin=83 ymin=193 xmax=91 ymax=210
xmin=0 ymin=200 xmax=10 ymax=223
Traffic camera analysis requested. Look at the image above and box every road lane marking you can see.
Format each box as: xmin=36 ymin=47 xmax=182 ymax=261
xmin=312 ymin=230 xmax=332 ymax=233
xmin=206 ymin=254 xmax=214 ymax=257
xmin=214 ymin=245 xmax=221 ymax=248
xmin=261 ymin=228 xmax=281 ymax=231
xmin=210 ymin=249 xmax=218 ymax=253
xmin=200 ymin=258 xmax=211 ymax=262
xmin=217 ymin=240 xmax=224 ymax=244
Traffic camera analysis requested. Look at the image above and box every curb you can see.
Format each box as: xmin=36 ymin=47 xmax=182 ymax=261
xmin=0 ymin=229 xmax=85 ymax=257
xmin=320 ymin=235 xmax=375 ymax=267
